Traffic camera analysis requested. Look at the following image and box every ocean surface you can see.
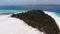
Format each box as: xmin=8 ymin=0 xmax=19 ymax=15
xmin=0 ymin=5 xmax=60 ymax=16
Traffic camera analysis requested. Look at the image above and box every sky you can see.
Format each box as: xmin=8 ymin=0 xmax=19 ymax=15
xmin=0 ymin=0 xmax=60 ymax=6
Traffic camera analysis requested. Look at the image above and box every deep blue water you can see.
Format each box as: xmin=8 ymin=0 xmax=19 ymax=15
xmin=0 ymin=6 xmax=60 ymax=12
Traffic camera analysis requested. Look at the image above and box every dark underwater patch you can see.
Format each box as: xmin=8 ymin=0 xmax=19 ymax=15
xmin=11 ymin=10 xmax=60 ymax=34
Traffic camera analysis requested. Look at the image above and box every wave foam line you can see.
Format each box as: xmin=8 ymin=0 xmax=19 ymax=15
xmin=44 ymin=11 xmax=60 ymax=29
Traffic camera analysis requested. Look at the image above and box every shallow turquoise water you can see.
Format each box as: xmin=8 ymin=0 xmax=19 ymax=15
xmin=0 ymin=10 xmax=28 ymax=14
xmin=55 ymin=12 xmax=60 ymax=17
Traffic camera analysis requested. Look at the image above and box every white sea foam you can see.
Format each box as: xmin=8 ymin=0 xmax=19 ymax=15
xmin=0 ymin=14 xmax=45 ymax=34
xmin=44 ymin=11 xmax=60 ymax=29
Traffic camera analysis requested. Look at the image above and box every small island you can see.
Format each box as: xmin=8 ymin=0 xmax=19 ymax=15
xmin=11 ymin=10 xmax=60 ymax=34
